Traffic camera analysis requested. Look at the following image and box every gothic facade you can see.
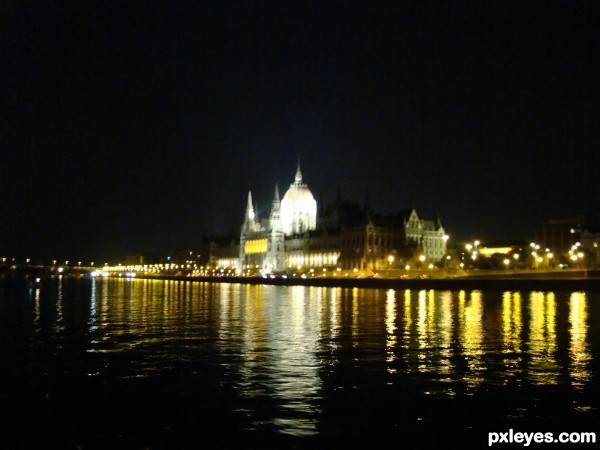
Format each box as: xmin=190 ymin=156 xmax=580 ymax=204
xmin=230 ymin=163 xmax=448 ymax=274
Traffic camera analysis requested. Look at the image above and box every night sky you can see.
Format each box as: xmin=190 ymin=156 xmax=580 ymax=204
xmin=3 ymin=1 xmax=600 ymax=262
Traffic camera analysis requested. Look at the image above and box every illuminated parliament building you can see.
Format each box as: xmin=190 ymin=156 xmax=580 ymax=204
xmin=214 ymin=162 xmax=448 ymax=274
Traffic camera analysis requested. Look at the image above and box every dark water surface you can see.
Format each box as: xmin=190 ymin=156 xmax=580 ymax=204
xmin=1 ymin=278 xmax=599 ymax=449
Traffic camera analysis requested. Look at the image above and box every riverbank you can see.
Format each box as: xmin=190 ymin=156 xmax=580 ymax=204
xmin=120 ymin=271 xmax=600 ymax=292
xmin=3 ymin=268 xmax=600 ymax=291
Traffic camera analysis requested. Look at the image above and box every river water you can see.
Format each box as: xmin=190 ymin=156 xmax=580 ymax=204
xmin=1 ymin=277 xmax=599 ymax=449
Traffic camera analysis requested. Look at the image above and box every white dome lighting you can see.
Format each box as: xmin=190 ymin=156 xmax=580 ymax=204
xmin=280 ymin=161 xmax=317 ymax=236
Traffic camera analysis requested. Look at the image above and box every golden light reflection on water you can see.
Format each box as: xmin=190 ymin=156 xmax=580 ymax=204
xmin=34 ymin=286 xmax=41 ymax=326
xmin=332 ymin=287 xmax=341 ymax=334
xmin=351 ymin=287 xmax=359 ymax=343
xmin=73 ymin=279 xmax=597 ymax=433
xmin=528 ymin=291 xmax=558 ymax=384
xmin=501 ymin=291 xmax=523 ymax=383
xmin=402 ymin=289 xmax=411 ymax=344
xmin=438 ymin=290 xmax=453 ymax=377
xmin=459 ymin=290 xmax=484 ymax=387
xmin=385 ymin=289 xmax=397 ymax=370
xmin=217 ymin=284 xmax=322 ymax=437
xmin=54 ymin=276 xmax=65 ymax=334
xmin=569 ymin=292 xmax=591 ymax=388
xmin=502 ymin=291 xmax=522 ymax=361
xmin=412 ymin=289 xmax=454 ymax=378
xmin=417 ymin=289 xmax=428 ymax=373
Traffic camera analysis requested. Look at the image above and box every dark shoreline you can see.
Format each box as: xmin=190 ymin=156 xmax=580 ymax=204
xmin=97 ymin=272 xmax=600 ymax=292
xmin=4 ymin=271 xmax=600 ymax=291
xmin=183 ymin=274 xmax=600 ymax=291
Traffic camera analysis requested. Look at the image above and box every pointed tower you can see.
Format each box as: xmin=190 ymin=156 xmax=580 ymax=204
xmin=265 ymin=184 xmax=285 ymax=273
xmin=241 ymin=191 xmax=261 ymax=233
xmin=295 ymin=159 xmax=303 ymax=183
xmin=239 ymin=190 xmax=262 ymax=273
xmin=269 ymin=184 xmax=282 ymax=233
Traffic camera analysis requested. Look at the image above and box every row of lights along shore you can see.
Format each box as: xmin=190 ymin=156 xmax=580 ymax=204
xmin=2 ymin=237 xmax=595 ymax=279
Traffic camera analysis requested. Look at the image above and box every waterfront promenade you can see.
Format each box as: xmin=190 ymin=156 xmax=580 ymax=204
xmin=171 ymin=271 xmax=600 ymax=292
xmin=3 ymin=262 xmax=600 ymax=291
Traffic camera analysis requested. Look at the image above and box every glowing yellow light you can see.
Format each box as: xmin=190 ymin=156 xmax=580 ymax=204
xmin=244 ymin=239 xmax=268 ymax=254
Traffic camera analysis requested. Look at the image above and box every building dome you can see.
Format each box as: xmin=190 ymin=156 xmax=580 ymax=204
xmin=280 ymin=162 xmax=317 ymax=235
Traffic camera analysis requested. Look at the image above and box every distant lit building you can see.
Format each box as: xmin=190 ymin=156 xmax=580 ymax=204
xmin=217 ymin=162 xmax=448 ymax=274
xmin=539 ymin=215 xmax=600 ymax=256
xmin=581 ymin=230 xmax=600 ymax=268
xmin=540 ymin=216 xmax=586 ymax=256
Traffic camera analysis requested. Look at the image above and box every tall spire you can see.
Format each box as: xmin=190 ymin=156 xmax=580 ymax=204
xmin=246 ymin=190 xmax=255 ymax=219
xmin=295 ymin=159 xmax=303 ymax=183
xmin=269 ymin=183 xmax=282 ymax=233
xmin=242 ymin=190 xmax=262 ymax=233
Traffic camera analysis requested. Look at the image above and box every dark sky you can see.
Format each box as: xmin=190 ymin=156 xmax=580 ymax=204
xmin=3 ymin=0 xmax=600 ymax=262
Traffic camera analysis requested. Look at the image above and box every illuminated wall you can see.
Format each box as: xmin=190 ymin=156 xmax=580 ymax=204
xmin=244 ymin=239 xmax=268 ymax=255
xmin=287 ymin=251 xmax=340 ymax=268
